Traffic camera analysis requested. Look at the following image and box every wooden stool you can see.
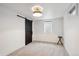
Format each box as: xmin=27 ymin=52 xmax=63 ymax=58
xmin=57 ymin=36 xmax=63 ymax=45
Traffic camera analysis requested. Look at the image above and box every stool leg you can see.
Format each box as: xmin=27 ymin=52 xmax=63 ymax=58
xmin=60 ymin=40 xmax=63 ymax=45
xmin=57 ymin=40 xmax=60 ymax=45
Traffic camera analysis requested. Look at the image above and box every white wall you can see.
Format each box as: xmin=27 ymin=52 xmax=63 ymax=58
xmin=64 ymin=15 xmax=79 ymax=55
xmin=33 ymin=17 xmax=63 ymax=42
xmin=0 ymin=5 xmax=25 ymax=55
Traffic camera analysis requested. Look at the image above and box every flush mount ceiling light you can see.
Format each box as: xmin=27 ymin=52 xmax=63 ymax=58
xmin=32 ymin=5 xmax=43 ymax=17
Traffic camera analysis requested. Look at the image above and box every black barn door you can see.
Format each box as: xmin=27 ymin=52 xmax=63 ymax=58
xmin=25 ymin=19 xmax=32 ymax=45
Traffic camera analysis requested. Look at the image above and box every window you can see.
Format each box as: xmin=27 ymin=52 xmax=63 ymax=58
xmin=44 ymin=22 xmax=52 ymax=33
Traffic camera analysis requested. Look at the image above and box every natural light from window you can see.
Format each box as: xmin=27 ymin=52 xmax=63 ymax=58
xmin=44 ymin=22 xmax=52 ymax=33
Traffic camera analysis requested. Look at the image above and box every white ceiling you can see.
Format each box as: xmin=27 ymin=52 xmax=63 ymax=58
xmin=1 ymin=3 xmax=71 ymax=20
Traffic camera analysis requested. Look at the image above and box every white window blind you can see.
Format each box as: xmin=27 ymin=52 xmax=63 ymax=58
xmin=44 ymin=22 xmax=52 ymax=33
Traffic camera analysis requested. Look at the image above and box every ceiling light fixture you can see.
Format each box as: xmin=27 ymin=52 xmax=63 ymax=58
xmin=32 ymin=5 xmax=43 ymax=17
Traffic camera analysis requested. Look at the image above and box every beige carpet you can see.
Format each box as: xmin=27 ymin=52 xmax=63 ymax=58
xmin=9 ymin=41 xmax=69 ymax=56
